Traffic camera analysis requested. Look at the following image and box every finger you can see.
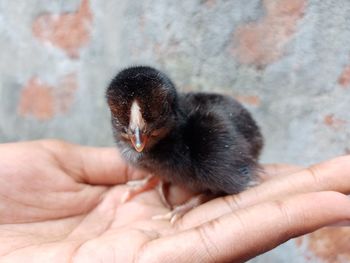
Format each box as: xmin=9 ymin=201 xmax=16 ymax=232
xmin=138 ymin=191 xmax=350 ymax=263
xmin=260 ymin=163 xmax=304 ymax=181
xmin=39 ymin=140 xmax=148 ymax=185
xmin=179 ymin=155 xmax=350 ymax=229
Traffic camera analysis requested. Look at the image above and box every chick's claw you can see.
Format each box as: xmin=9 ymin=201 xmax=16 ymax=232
xmin=152 ymin=194 xmax=207 ymax=224
xmin=121 ymin=174 xmax=160 ymax=203
xmin=157 ymin=181 xmax=172 ymax=209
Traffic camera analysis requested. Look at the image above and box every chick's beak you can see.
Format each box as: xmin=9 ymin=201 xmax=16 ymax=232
xmin=130 ymin=127 xmax=148 ymax=152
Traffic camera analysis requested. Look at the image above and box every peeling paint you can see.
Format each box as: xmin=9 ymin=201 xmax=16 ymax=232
xmin=32 ymin=0 xmax=92 ymax=58
xmin=231 ymin=0 xmax=306 ymax=67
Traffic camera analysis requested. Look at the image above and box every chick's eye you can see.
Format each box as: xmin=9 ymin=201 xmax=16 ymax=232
xmin=151 ymin=129 xmax=162 ymax=137
xmin=119 ymin=127 xmax=130 ymax=139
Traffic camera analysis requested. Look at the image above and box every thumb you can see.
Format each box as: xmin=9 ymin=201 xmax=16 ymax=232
xmin=40 ymin=140 xmax=148 ymax=185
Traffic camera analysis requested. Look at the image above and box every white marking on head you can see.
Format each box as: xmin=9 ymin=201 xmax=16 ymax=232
xmin=129 ymin=100 xmax=145 ymax=130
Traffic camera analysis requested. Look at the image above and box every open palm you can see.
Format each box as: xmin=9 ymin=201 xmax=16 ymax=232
xmin=0 ymin=140 xmax=350 ymax=263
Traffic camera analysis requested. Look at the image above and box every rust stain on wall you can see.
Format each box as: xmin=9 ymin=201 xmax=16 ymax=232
xmin=231 ymin=0 xmax=306 ymax=67
xmin=305 ymin=227 xmax=350 ymax=263
xmin=32 ymin=0 xmax=92 ymax=58
xmin=18 ymin=77 xmax=55 ymax=120
xmin=323 ymin=114 xmax=347 ymax=130
xmin=18 ymin=73 xmax=78 ymax=120
xmin=338 ymin=64 xmax=350 ymax=88
xmin=295 ymin=236 xmax=303 ymax=247
xmin=201 ymin=0 xmax=217 ymax=8
xmin=235 ymin=95 xmax=261 ymax=107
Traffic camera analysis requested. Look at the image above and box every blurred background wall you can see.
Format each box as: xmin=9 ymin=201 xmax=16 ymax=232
xmin=0 ymin=0 xmax=349 ymax=261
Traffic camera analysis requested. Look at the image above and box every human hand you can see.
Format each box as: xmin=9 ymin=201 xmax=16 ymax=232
xmin=0 ymin=140 xmax=349 ymax=262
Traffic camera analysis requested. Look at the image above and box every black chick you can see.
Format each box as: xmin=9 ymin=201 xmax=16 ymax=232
xmin=106 ymin=66 xmax=263 ymax=206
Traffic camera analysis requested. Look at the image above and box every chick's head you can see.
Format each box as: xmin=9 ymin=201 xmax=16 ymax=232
xmin=106 ymin=66 xmax=178 ymax=152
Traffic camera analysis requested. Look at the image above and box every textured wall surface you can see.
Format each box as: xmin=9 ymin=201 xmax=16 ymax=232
xmin=0 ymin=0 xmax=349 ymax=262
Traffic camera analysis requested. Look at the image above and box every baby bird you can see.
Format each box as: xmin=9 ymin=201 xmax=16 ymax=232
xmin=106 ymin=66 xmax=263 ymax=220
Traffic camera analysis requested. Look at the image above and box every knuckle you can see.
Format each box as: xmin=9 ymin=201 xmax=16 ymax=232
xmin=270 ymin=199 xmax=294 ymax=232
xmin=222 ymin=194 xmax=242 ymax=213
xmin=305 ymin=166 xmax=322 ymax=186
xmin=196 ymin=223 xmax=219 ymax=261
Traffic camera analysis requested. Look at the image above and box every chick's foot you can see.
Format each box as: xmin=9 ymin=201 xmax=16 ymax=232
xmin=152 ymin=194 xmax=208 ymax=224
xmin=121 ymin=174 xmax=160 ymax=203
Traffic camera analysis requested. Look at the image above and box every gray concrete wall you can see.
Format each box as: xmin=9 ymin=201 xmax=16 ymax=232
xmin=0 ymin=0 xmax=349 ymax=261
